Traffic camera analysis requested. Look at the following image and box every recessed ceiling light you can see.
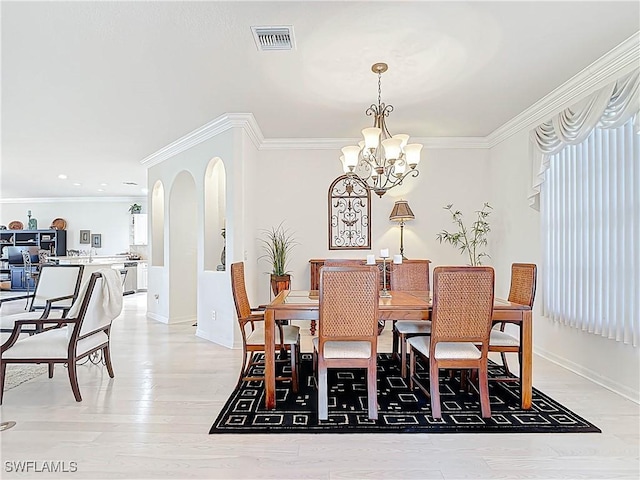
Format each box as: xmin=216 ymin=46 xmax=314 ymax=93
xmin=58 ymin=174 xmax=67 ymax=179
xmin=123 ymin=181 xmax=138 ymax=186
xmin=73 ymin=183 xmax=82 ymax=187
xmin=97 ymin=188 xmax=105 ymax=192
xmin=100 ymin=183 xmax=108 ymax=186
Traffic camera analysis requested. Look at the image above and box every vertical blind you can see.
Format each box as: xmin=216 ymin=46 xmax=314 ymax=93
xmin=542 ymin=118 xmax=639 ymax=346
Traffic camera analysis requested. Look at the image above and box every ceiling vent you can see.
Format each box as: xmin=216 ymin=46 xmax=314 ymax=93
xmin=251 ymin=26 xmax=295 ymax=51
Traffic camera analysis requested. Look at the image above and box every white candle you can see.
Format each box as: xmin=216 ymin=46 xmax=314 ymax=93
xmin=393 ymin=254 xmax=403 ymax=264
xmin=366 ymin=254 xmax=376 ymax=265
xmin=380 ymin=248 xmax=389 ymax=258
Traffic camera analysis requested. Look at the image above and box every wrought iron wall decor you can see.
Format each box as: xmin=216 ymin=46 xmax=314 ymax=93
xmin=328 ymin=175 xmax=371 ymax=250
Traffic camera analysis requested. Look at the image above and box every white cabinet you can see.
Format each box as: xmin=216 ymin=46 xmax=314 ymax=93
xmin=137 ymin=261 xmax=148 ymax=291
xmin=130 ymin=214 xmax=148 ymax=245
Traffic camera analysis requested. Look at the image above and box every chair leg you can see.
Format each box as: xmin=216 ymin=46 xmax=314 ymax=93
xmin=318 ymin=363 xmax=328 ymax=420
xmin=237 ymin=347 xmax=249 ymax=385
xmin=48 ymin=363 xmax=54 ymax=378
xmin=400 ymin=333 xmax=408 ymax=378
xmin=67 ymin=361 xmax=82 ymax=402
xmin=392 ymin=321 xmax=399 ymax=357
xmin=409 ymin=347 xmax=415 ymax=389
xmin=104 ymin=345 xmax=115 ymax=378
xmin=430 ymin=362 xmax=441 ymax=419
xmin=290 ymin=344 xmax=298 ymax=393
xmin=500 ymin=352 xmax=511 ymax=375
xmin=367 ymin=362 xmax=378 ymax=420
xmin=0 ymin=361 xmax=6 ymax=405
xmin=478 ymin=363 xmax=491 ymax=418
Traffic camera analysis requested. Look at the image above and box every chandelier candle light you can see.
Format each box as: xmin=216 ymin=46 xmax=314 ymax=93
xmin=340 ymin=62 xmax=423 ymax=197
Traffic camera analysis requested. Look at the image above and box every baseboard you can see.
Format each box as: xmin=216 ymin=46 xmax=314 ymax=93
xmin=535 ymin=346 xmax=640 ymax=404
xmin=147 ymin=312 xmax=169 ymax=324
xmin=195 ymin=328 xmax=234 ymax=349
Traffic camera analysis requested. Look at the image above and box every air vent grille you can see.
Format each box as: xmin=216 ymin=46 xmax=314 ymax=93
xmin=251 ymin=26 xmax=295 ymax=51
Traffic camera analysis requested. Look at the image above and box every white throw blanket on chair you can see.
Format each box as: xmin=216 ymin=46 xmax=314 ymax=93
xmin=67 ymin=268 xmax=123 ymax=320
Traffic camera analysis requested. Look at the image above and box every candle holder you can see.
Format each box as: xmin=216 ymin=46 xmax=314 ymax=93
xmin=380 ymin=255 xmax=392 ymax=298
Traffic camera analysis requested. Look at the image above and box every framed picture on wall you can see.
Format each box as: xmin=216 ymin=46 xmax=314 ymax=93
xmin=328 ymin=175 xmax=371 ymax=250
xmin=80 ymin=230 xmax=91 ymax=244
xmin=91 ymin=234 xmax=102 ymax=248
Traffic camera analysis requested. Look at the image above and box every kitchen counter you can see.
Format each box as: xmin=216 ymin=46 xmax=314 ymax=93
xmin=49 ymin=255 xmax=145 ymax=265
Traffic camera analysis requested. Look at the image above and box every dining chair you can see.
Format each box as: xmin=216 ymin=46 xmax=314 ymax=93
xmin=390 ymin=259 xmax=431 ymax=377
xmin=0 ymin=264 xmax=85 ymax=335
xmin=314 ymin=265 xmax=379 ymax=420
xmin=489 ymin=263 xmax=537 ymax=379
xmin=408 ymin=266 xmax=495 ymax=419
xmin=230 ymin=262 xmax=300 ymax=392
xmin=0 ymin=269 xmax=123 ymax=403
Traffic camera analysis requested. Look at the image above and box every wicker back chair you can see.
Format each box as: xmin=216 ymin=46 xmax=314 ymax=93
xmin=408 ymin=266 xmax=495 ymax=419
xmin=390 ymin=259 xmax=431 ymax=377
xmin=230 ymin=262 xmax=300 ymax=392
xmin=490 ymin=263 xmax=537 ymax=378
xmin=314 ymin=266 xmax=379 ymax=420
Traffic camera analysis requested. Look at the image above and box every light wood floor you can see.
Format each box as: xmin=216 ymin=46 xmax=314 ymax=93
xmin=1 ymin=293 xmax=638 ymax=479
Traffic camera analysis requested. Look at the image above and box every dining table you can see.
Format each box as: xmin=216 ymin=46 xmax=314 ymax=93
xmin=263 ymin=289 xmax=533 ymax=411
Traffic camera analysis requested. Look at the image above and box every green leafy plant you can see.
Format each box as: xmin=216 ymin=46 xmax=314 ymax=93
xmin=128 ymin=203 xmax=142 ymax=214
xmin=436 ymin=203 xmax=492 ymax=266
xmin=258 ymin=222 xmax=298 ymax=276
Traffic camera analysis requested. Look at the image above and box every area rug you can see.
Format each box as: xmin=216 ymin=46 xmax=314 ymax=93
xmin=210 ymin=353 xmax=600 ymax=434
xmin=4 ymin=364 xmax=47 ymax=390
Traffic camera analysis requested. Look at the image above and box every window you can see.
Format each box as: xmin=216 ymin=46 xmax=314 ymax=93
xmin=541 ymin=118 xmax=639 ymax=346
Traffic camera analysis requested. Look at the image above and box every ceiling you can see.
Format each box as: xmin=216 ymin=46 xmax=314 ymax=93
xmin=2 ymin=1 xmax=638 ymax=199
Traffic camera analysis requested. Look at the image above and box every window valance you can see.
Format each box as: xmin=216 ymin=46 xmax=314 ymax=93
xmin=528 ymin=69 xmax=639 ymax=208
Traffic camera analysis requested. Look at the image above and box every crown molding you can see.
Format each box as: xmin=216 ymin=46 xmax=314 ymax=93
xmin=260 ymin=136 xmax=489 ymax=150
xmin=140 ymin=113 xmax=264 ymax=167
xmin=0 ymin=196 xmax=145 ymax=204
xmin=486 ymin=32 xmax=640 ymax=148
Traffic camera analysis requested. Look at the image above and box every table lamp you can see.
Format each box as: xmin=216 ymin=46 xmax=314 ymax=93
xmin=389 ymin=199 xmax=415 ymax=259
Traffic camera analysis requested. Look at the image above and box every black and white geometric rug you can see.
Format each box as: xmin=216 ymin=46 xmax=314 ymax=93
xmin=210 ymin=353 xmax=601 ymax=434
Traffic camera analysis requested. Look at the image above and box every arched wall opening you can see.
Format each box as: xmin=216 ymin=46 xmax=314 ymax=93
xmin=168 ymin=171 xmax=197 ymax=324
xmin=151 ymin=181 xmax=165 ymax=267
xmin=204 ymin=158 xmax=226 ymax=271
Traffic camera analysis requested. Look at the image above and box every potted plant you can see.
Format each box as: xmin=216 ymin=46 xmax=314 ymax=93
xmin=128 ymin=203 xmax=142 ymax=214
xmin=259 ymin=222 xmax=298 ymax=296
xmin=436 ymin=202 xmax=492 ymax=266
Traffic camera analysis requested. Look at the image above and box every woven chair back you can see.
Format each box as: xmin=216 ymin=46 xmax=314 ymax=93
xmin=390 ymin=260 xmax=430 ymax=291
xmin=508 ymin=263 xmax=537 ymax=308
xmin=319 ymin=266 xmax=379 ymax=339
xmin=431 ymin=266 xmax=495 ymax=344
xmin=230 ymin=262 xmax=252 ymax=321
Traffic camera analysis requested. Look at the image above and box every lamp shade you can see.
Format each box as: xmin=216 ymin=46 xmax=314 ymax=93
xmin=389 ymin=200 xmax=415 ymax=222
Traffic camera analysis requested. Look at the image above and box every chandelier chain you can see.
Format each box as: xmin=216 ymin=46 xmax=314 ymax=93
xmin=378 ymin=71 xmax=382 ymax=107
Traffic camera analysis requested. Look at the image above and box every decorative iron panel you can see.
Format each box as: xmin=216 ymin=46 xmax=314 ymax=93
xmin=328 ymin=175 xmax=371 ymax=250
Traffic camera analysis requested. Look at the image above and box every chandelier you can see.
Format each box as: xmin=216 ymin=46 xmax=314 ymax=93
xmin=340 ymin=62 xmax=423 ymax=197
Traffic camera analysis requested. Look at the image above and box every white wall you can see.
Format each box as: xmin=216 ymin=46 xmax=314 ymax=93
xmin=0 ymin=199 xmax=146 ymax=255
xmin=251 ymin=147 xmax=492 ymax=305
xmin=489 ymin=130 xmax=640 ymax=402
